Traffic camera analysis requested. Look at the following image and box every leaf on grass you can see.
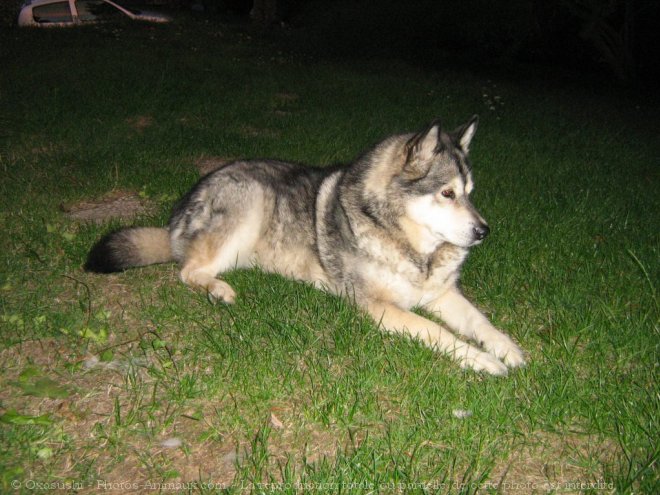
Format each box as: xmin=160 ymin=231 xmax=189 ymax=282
xmin=33 ymin=315 xmax=47 ymax=326
xmin=99 ymin=349 xmax=114 ymax=362
xmin=0 ymin=466 xmax=24 ymax=487
xmin=17 ymin=366 xmax=42 ymax=382
xmin=79 ymin=326 xmax=108 ymax=344
xmin=1 ymin=314 xmax=24 ymax=326
xmin=270 ymin=412 xmax=284 ymax=429
xmin=0 ymin=409 xmax=53 ymax=426
xmin=64 ymin=360 xmax=84 ymax=373
xmin=10 ymin=377 xmax=70 ymax=399
xmin=36 ymin=447 xmax=54 ymax=459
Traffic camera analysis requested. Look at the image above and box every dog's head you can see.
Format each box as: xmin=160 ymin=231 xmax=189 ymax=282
xmin=397 ymin=116 xmax=489 ymax=252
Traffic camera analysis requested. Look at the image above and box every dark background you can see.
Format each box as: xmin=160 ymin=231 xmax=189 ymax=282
xmin=3 ymin=0 xmax=659 ymax=85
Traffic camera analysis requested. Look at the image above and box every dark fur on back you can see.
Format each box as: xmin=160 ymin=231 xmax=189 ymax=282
xmin=169 ymin=161 xmax=336 ymax=241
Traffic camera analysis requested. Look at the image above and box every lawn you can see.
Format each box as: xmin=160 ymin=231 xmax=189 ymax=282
xmin=0 ymin=15 xmax=658 ymax=494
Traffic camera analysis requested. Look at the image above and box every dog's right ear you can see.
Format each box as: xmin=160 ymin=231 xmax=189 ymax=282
xmin=403 ymin=120 xmax=441 ymax=178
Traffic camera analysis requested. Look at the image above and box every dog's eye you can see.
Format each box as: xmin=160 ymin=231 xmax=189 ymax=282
xmin=441 ymin=189 xmax=455 ymax=200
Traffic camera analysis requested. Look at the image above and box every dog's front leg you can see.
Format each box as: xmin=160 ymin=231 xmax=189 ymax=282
xmin=426 ymin=288 xmax=526 ymax=368
xmin=366 ymin=301 xmax=508 ymax=375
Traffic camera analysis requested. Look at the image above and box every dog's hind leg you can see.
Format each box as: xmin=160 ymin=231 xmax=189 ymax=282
xmin=178 ymin=204 xmax=264 ymax=304
xmin=366 ymin=301 xmax=508 ymax=375
xmin=179 ymin=233 xmax=240 ymax=304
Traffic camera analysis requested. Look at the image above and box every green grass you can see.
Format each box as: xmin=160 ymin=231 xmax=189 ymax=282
xmin=1 ymin=15 xmax=659 ymax=494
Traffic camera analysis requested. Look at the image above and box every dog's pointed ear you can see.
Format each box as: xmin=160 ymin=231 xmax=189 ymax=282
xmin=404 ymin=120 xmax=441 ymax=178
xmin=453 ymin=115 xmax=478 ymax=153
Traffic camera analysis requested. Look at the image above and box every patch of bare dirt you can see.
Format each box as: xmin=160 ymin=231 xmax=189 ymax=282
xmin=271 ymin=92 xmax=300 ymax=116
xmin=262 ymin=402 xmax=350 ymax=466
xmin=193 ymin=155 xmax=234 ymax=176
xmin=61 ymin=190 xmax=155 ymax=224
xmin=0 ymin=336 xmax=232 ymax=491
xmin=30 ymin=142 xmax=65 ymax=156
xmin=488 ymin=431 xmax=618 ymax=493
xmin=274 ymin=92 xmax=299 ymax=103
xmin=0 ymin=277 xmax=353 ymax=493
xmin=1 ymin=334 xmax=373 ymax=493
xmin=126 ymin=115 xmax=154 ymax=133
xmin=0 ymin=338 xmax=80 ymax=380
xmin=239 ymin=125 xmax=280 ymax=139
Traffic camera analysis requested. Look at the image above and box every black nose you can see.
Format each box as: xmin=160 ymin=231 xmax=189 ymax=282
xmin=473 ymin=224 xmax=490 ymax=241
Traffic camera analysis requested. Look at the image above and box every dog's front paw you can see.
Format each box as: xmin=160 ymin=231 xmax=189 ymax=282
xmin=501 ymin=345 xmax=526 ymax=368
xmin=460 ymin=350 xmax=508 ymax=376
xmin=485 ymin=335 xmax=526 ymax=368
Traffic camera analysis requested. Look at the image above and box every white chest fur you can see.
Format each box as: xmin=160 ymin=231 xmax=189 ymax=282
xmin=355 ymin=235 xmax=467 ymax=309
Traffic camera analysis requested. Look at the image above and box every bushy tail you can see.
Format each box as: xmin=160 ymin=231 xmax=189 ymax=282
xmin=84 ymin=227 xmax=173 ymax=273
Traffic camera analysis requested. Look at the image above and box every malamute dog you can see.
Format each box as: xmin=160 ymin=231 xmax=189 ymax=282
xmin=86 ymin=117 xmax=525 ymax=375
